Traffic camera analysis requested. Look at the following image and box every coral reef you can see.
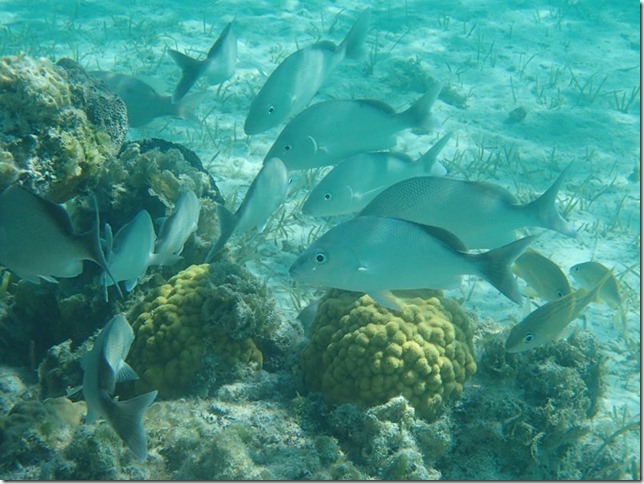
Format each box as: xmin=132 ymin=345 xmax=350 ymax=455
xmin=126 ymin=261 xmax=282 ymax=398
xmin=300 ymin=289 xmax=477 ymax=421
xmin=0 ymin=55 xmax=127 ymax=201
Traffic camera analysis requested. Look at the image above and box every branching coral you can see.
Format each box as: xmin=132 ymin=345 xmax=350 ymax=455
xmin=301 ymin=290 xmax=477 ymax=421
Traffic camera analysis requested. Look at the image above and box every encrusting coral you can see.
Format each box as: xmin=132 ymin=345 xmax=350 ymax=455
xmin=126 ymin=262 xmax=277 ymax=398
xmin=301 ymin=289 xmax=477 ymax=421
xmin=0 ymin=55 xmax=127 ymax=201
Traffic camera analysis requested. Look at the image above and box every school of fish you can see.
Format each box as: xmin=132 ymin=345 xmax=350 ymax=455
xmin=0 ymin=8 xmax=622 ymax=459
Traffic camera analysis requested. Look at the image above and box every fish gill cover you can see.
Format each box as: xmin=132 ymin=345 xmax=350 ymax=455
xmin=0 ymin=0 xmax=639 ymax=480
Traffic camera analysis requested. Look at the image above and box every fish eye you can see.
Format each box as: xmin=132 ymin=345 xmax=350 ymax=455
xmin=283 ymin=144 xmax=292 ymax=152
xmin=556 ymin=289 xmax=565 ymax=298
xmin=523 ymin=333 xmax=535 ymax=344
xmin=314 ymin=252 xmax=327 ymax=264
xmin=323 ymin=193 xmax=332 ymax=201
xmin=267 ymin=105 xmax=275 ymax=114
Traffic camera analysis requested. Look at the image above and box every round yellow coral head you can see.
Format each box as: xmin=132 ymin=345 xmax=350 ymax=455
xmin=301 ymin=290 xmax=477 ymax=421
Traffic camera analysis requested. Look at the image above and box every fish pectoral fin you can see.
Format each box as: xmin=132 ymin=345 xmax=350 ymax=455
xmin=116 ymin=361 xmax=139 ymax=383
xmin=66 ymin=384 xmax=83 ymax=397
xmin=368 ymin=290 xmax=400 ymax=311
xmin=39 ymin=275 xmax=59 ymax=284
xmin=306 ymin=135 xmax=325 ymax=154
xmin=124 ymin=278 xmax=139 ymax=293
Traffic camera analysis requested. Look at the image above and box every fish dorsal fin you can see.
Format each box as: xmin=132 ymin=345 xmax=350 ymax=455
xmin=357 ymin=99 xmax=397 ymax=115
xmin=389 ymin=151 xmax=415 ymax=164
xmin=207 ymin=22 xmax=234 ymax=58
xmin=472 ymin=180 xmax=519 ymax=205
xmin=10 ymin=185 xmax=76 ymax=235
xmin=311 ymin=40 xmax=338 ymax=53
xmin=415 ymin=223 xmax=469 ymax=252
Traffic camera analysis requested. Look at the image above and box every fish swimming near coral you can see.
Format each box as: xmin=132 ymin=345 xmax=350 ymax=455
xmin=169 ymin=21 xmax=237 ymax=102
xmin=0 ymin=184 xmax=120 ymax=290
xmin=505 ymin=271 xmax=612 ymax=353
xmin=205 ymin=157 xmax=289 ymax=261
xmin=303 ymin=132 xmax=451 ymax=216
xmin=244 ymin=8 xmax=371 ymax=135
xmin=100 ymin=209 xmax=157 ymax=294
xmin=289 ymin=215 xmax=536 ymax=310
xmin=81 ymin=314 xmax=157 ymax=460
xmin=89 ymin=71 xmax=193 ymax=127
xmin=152 ymin=189 xmax=201 ymax=265
xmin=512 ymin=248 xmax=571 ymax=302
xmin=263 ymin=83 xmax=442 ymax=170
xmin=360 ymin=165 xmax=576 ymax=249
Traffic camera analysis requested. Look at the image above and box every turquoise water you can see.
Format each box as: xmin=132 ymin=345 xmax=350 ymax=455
xmin=0 ymin=0 xmax=640 ymax=480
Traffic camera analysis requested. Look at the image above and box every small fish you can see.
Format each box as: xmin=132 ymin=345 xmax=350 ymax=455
xmin=302 ymin=133 xmax=451 ymax=216
xmin=512 ymin=248 xmax=571 ymax=302
xmin=81 ymin=314 xmax=158 ymax=460
xmin=152 ymin=189 xmax=201 ymax=265
xmin=244 ymin=9 xmax=371 ymax=135
xmin=263 ymin=83 xmax=442 ymax=170
xmin=100 ymin=210 xmax=156 ymax=293
xmin=505 ymin=271 xmax=612 ymax=353
xmin=360 ymin=165 xmax=576 ymax=249
xmin=569 ymin=261 xmax=622 ymax=309
xmin=169 ymin=22 xmax=237 ymax=102
xmin=205 ymin=157 xmax=289 ymax=261
xmin=289 ymin=215 xmax=536 ymax=310
xmin=89 ymin=71 xmax=192 ymax=127
xmin=0 ymin=184 xmax=119 ymax=289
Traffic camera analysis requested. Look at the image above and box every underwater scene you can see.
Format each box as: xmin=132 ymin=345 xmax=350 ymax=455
xmin=0 ymin=0 xmax=640 ymax=480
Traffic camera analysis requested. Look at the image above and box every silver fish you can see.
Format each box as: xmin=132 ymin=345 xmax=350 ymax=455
xmin=153 ymin=189 xmax=201 ymax=265
xmin=89 ymin=71 xmax=192 ymax=127
xmin=81 ymin=314 xmax=157 ymax=460
xmin=205 ymin=157 xmax=289 ymax=261
xmin=100 ymin=210 xmax=156 ymax=293
xmin=263 ymin=83 xmax=442 ymax=170
xmin=0 ymin=184 xmax=118 ymax=288
xmin=360 ymin=165 xmax=576 ymax=249
xmin=289 ymin=215 xmax=536 ymax=310
xmin=505 ymin=271 xmax=611 ymax=353
xmin=244 ymin=9 xmax=371 ymax=135
xmin=303 ymin=133 xmax=451 ymax=216
xmin=169 ymin=22 xmax=237 ymax=102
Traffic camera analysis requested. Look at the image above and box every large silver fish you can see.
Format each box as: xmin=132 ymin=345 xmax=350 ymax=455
xmin=289 ymin=215 xmax=536 ymax=310
xmin=0 ymin=184 xmax=118 ymax=288
xmin=505 ymin=271 xmax=610 ymax=353
xmin=303 ymin=133 xmax=451 ymax=216
xmin=263 ymin=83 xmax=442 ymax=170
xmin=89 ymin=71 xmax=192 ymax=127
xmin=169 ymin=22 xmax=237 ymax=102
xmin=153 ymin=189 xmax=201 ymax=265
xmin=100 ymin=210 xmax=156 ymax=293
xmin=244 ymin=9 xmax=371 ymax=135
xmin=205 ymin=157 xmax=289 ymax=261
xmin=81 ymin=314 xmax=157 ymax=460
xmin=360 ymin=165 xmax=576 ymax=249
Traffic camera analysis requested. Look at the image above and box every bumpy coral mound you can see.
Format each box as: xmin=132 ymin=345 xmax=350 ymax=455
xmin=127 ymin=263 xmax=272 ymax=398
xmin=301 ymin=290 xmax=477 ymax=421
xmin=0 ymin=55 xmax=127 ymax=201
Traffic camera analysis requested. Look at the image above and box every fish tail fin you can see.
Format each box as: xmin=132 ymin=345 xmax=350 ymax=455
xmin=168 ymin=49 xmax=203 ymax=102
xmin=108 ymin=390 xmax=158 ymax=461
xmin=339 ymin=8 xmax=371 ymax=59
xmin=88 ymin=197 xmax=123 ymax=299
xmin=475 ymin=235 xmax=538 ymax=304
xmin=401 ymin=81 xmax=442 ymax=130
xmin=204 ymin=204 xmax=237 ymax=262
xmin=418 ymin=131 xmax=452 ymax=174
xmin=525 ymin=163 xmax=577 ymax=238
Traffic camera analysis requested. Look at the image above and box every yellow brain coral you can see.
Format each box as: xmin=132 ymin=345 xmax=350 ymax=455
xmin=301 ymin=290 xmax=477 ymax=421
xmin=127 ymin=264 xmax=262 ymax=398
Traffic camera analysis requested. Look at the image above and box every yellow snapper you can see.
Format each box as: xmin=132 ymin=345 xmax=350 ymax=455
xmin=512 ymin=248 xmax=571 ymax=301
xmin=263 ymin=82 xmax=442 ymax=170
xmin=153 ymin=189 xmax=201 ymax=265
xmin=0 ymin=184 xmax=119 ymax=288
xmin=89 ymin=71 xmax=192 ymax=127
xmin=168 ymin=22 xmax=237 ymax=102
xmin=302 ymin=132 xmax=451 ymax=216
xmin=289 ymin=215 xmax=536 ymax=310
xmin=244 ymin=9 xmax=371 ymax=135
xmin=360 ymin=165 xmax=575 ymax=249
xmin=205 ymin=157 xmax=289 ymax=261
xmin=505 ymin=271 xmax=611 ymax=353
xmin=81 ymin=314 xmax=157 ymax=460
